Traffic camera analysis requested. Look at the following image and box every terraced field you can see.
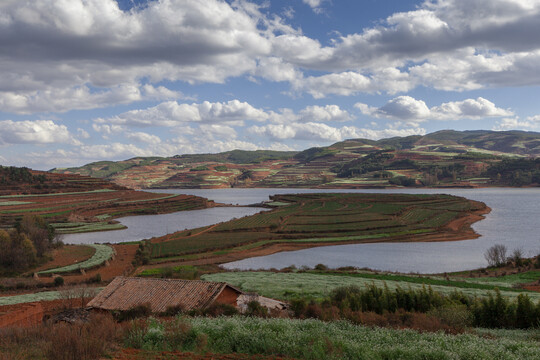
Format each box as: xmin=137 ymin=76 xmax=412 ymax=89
xmin=149 ymin=193 xmax=488 ymax=262
xmin=0 ymin=189 xmax=213 ymax=233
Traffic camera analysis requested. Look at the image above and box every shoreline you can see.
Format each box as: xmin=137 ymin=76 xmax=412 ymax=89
xmin=136 ymin=201 xmax=492 ymax=272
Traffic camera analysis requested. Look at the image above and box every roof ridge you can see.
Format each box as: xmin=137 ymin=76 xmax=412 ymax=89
xmin=116 ymin=276 xmax=226 ymax=285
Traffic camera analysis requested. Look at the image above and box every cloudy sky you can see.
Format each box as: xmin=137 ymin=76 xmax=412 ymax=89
xmin=2 ymin=0 xmax=540 ymax=169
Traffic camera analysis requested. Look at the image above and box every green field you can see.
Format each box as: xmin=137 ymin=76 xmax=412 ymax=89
xmin=38 ymin=244 xmax=114 ymax=275
xmin=125 ymin=316 xmax=540 ymax=360
xmin=202 ymin=271 xmax=540 ymax=301
xmin=150 ymin=193 xmax=485 ymax=259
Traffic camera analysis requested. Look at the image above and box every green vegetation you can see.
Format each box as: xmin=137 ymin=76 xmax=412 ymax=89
xmin=0 ymin=215 xmax=60 ymax=274
xmin=0 ymin=188 xmax=115 ymax=199
xmin=0 ymin=287 xmax=103 ymax=305
xmin=38 ymin=244 xmax=113 ymax=275
xmin=124 ymin=316 xmax=540 ymax=359
xmin=202 ymin=271 xmax=540 ymax=301
xmin=151 ymin=193 xmax=484 ymax=259
xmin=51 ymin=222 xmax=126 ymax=234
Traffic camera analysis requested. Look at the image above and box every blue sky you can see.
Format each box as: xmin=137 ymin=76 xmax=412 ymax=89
xmin=1 ymin=0 xmax=540 ymax=169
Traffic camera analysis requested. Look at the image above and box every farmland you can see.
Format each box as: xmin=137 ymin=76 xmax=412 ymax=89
xmin=54 ymin=130 xmax=540 ymax=189
xmin=0 ymin=188 xmax=214 ymax=234
xmin=148 ymin=193 xmax=488 ymax=263
xmin=202 ymin=271 xmax=540 ymax=301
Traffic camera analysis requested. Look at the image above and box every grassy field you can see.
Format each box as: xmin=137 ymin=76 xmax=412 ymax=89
xmin=38 ymin=244 xmax=114 ymax=275
xmin=150 ymin=193 xmax=485 ymax=259
xmin=202 ymin=271 xmax=540 ymax=301
xmin=124 ymin=316 xmax=540 ymax=360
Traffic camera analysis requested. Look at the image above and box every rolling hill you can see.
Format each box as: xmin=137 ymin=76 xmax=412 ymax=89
xmin=52 ymin=130 xmax=540 ymax=189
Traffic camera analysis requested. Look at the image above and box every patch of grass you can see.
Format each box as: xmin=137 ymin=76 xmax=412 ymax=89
xmin=202 ymin=272 xmax=540 ymax=301
xmin=38 ymin=244 xmax=114 ymax=275
xmin=151 ymin=193 xmax=481 ymax=259
xmin=125 ymin=316 xmax=540 ymax=359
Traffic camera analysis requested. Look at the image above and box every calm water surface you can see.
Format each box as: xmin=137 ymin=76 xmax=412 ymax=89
xmin=153 ymin=188 xmax=540 ymax=273
xmin=62 ymin=206 xmax=266 ymax=245
xmin=65 ymin=188 xmax=540 ymax=273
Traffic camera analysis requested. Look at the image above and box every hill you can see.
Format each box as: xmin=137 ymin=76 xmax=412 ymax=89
xmin=52 ymin=130 xmax=540 ymax=189
xmin=0 ymin=166 xmax=213 ymax=233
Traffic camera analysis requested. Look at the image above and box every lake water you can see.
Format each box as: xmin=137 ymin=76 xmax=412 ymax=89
xmin=62 ymin=206 xmax=266 ymax=245
xmin=65 ymin=187 xmax=540 ymax=273
xmin=152 ymin=188 xmax=540 ymax=274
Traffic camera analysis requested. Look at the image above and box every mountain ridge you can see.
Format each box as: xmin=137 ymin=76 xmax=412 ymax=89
xmin=52 ymin=130 xmax=540 ymax=189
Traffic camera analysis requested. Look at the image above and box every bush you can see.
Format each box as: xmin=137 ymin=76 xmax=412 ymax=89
xmin=245 ymin=301 xmax=268 ymax=317
xmin=484 ymin=244 xmax=508 ymax=267
xmin=116 ymin=303 xmax=152 ymax=322
xmin=54 ymin=276 xmax=64 ymax=287
xmin=314 ymin=263 xmax=329 ymax=271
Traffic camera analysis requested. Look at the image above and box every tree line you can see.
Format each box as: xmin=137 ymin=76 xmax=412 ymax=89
xmin=0 ymin=215 xmax=61 ymax=273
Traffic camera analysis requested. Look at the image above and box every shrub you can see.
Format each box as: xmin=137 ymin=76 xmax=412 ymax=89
xmin=484 ymin=244 xmax=508 ymax=267
xmin=54 ymin=276 xmax=64 ymax=287
xmin=314 ymin=263 xmax=329 ymax=271
xmin=116 ymin=303 xmax=152 ymax=322
xmin=245 ymin=301 xmax=268 ymax=317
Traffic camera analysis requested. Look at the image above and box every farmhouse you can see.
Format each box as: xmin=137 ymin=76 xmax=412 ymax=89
xmin=87 ymin=276 xmax=286 ymax=313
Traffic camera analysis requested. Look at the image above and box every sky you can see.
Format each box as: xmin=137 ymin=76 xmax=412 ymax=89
xmin=2 ymin=0 xmax=540 ymax=169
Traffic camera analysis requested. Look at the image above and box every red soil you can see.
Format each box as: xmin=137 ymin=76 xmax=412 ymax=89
xmin=38 ymin=244 xmax=138 ymax=285
xmin=112 ymin=349 xmax=295 ymax=360
xmin=32 ymin=245 xmax=96 ymax=274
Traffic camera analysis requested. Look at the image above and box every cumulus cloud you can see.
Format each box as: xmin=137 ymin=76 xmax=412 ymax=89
xmin=302 ymin=0 xmax=327 ymax=14
xmin=95 ymin=100 xmax=270 ymax=127
xmin=356 ymin=96 xmax=513 ymax=122
xmin=126 ymin=132 xmax=162 ymax=144
xmin=2 ymin=0 xmax=540 ymax=113
xmin=493 ymin=115 xmax=540 ymax=131
xmin=248 ymin=122 xmax=424 ymax=142
xmin=0 ymin=120 xmax=78 ymax=145
xmin=0 ymin=0 xmax=277 ymax=113
xmin=298 ymin=105 xmax=353 ymax=122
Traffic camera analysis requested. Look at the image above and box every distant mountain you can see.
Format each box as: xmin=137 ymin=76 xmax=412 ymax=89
xmin=0 ymin=165 xmax=124 ymax=196
xmin=52 ymin=130 xmax=540 ymax=189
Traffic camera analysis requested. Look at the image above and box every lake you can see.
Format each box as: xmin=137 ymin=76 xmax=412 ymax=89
xmin=153 ymin=188 xmax=540 ymax=273
xmin=61 ymin=206 xmax=266 ymax=245
xmin=65 ymin=187 xmax=540 ymax=273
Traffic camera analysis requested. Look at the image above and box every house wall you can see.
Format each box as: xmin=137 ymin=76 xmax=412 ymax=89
xmin=214 ymin=286 xmax=240 ymax=306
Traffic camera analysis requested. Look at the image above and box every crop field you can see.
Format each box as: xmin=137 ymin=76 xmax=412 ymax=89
xmin=38 ymin=244 xmax=114 ymax=275
xmin=129 ymin=316 xmax=540 ymax=360
xmin=150 ymin=193 xmax=487 ymax=259
xmin=0 ymin=189 xmax=212 ymax=232
xmin=202 ymin=271 xmax=540 ymax=301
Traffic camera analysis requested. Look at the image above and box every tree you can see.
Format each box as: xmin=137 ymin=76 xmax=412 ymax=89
xmin=484 ymin=244 xmax=508 ymax=267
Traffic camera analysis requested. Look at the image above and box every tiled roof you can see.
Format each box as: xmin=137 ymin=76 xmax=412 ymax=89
xmin=87 ymin=277 xmax=242 ymax=313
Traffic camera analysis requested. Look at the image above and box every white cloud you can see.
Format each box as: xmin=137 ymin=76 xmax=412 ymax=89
xmin=302 ymin=0 xmax=327 ymax=14
xmin=294 ymin=72 xmax=372 ymax=98
xmin=0 ymin=120 xmax=78 ymax=145
xmin=0 ymin=0 xmax=279 ymax=113
xmin=356 ymin=96 xmax=513 ymax=122
xmin=126 ymin=132 xmax=162 ymax=144
xmin=249 ymin=122 xmax=361 ymax=142
xmin=298 ymin=105 xmax=353 ymax=122
xmin=95 ymin=100 xmax=270 ymax=127
xmin=493 ymin=115 xmax=540 ymax=131
xmin=249 ymin=122 xmax=426 ymax=142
